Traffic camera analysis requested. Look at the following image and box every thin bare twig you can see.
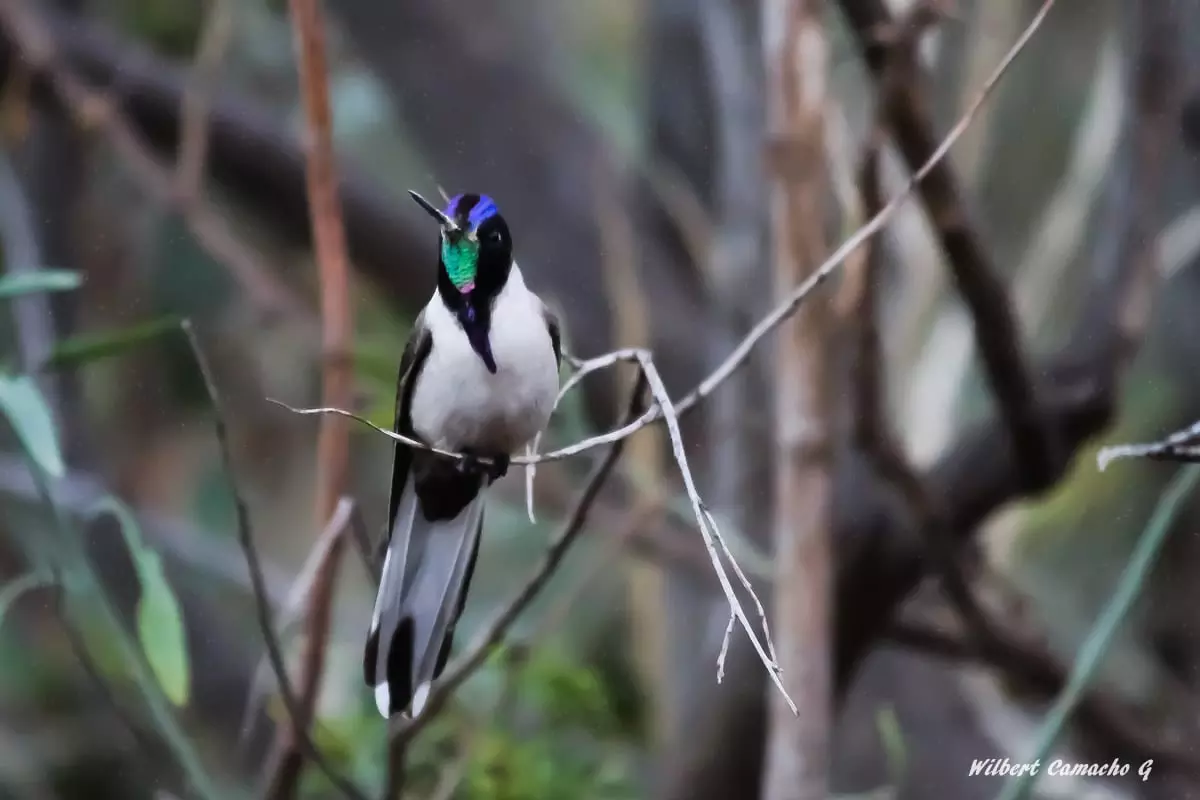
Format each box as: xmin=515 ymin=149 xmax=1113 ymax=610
xmin=263 ymin=0 xmax=356 ymax=795
xmin=1098 ymin=419 xmax=1200 ymax=471
xmin=181 ymin=321 xmax=367 ymax=800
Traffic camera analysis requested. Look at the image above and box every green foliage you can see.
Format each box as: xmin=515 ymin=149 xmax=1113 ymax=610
xmin=352 ymin=342 xmax=402 ymax=428
xmin=43 ymin=316 xmax=183 ymax=370
xmin=464 ymin=727 xmax=633 ymax=800
xmin=0 ymin=372 xmax=65 ymax=478
xmin=521 ymin=648 xmax=618 ymax=734
xmin=0 ymin=269 xmax=82 ymax=299
xmin=875 ymin=705 xmax=907 ymax=788
xmin=456 ymin=648 xmax=636 ymax=800
xmin=91 ymin=496 xmax=192 ymax=707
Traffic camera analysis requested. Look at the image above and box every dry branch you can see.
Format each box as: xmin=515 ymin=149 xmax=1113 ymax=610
xmin=175 ymin=0 xmax=233 ymax=202
xmin=182 ymin=322 xmax=368 ymax=800
xmin=762 ymin=1 xmax=834 ymax=797
xmin=848 ymin=40 xmax=1003 ymax=662
xmin=262 ymin=1 xmax=357 ymax=796
xmin=839 ymin=0 xmax=1061 ymax=491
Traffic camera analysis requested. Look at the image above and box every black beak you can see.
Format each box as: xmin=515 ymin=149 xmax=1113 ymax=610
xmin=408 ymin=190 xmax=458 ymax=231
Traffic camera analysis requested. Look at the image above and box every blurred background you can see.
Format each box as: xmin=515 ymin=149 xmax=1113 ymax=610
xmin=1 ymin=0 xmax=1199 ymax=798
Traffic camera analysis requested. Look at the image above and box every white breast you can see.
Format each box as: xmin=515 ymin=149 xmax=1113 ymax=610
xmin=409 ymin=266 xmax=560 ymax=455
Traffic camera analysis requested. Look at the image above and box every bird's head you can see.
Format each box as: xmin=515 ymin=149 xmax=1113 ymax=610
xmin=409 ymin=190 xmax=513 ymax=300
xmin=409 ymin=190 xmax=514 ymax=374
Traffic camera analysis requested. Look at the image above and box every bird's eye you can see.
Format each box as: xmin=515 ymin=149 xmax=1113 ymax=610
xmin=488 ymin=229 xmax=503 ymax=244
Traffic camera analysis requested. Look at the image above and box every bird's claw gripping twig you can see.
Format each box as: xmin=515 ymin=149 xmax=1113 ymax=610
xmin=456 ymin=451 xmax=509 ymax=484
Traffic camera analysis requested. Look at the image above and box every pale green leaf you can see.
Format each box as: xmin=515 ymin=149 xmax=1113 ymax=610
xmin=0 ymin=270 xmax=81 ymax=299
xmin=91 ymin=495 xmax=190 ymax=706
xmin=136 ymin=552 xmax=190 ymax=707
xmin=0 ymin=373 xmax=64 ymax=478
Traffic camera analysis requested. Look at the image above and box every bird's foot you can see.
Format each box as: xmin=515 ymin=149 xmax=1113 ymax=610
xmin=455 ymin=450 xmax=509 ymax=484
xmin=485 ymin=454 xmax=510 ymax=484
xmin=456 ymin=451 xmax=486 ymax=477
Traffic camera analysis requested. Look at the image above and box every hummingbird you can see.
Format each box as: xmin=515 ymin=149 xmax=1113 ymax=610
xmin=363 ymin=191 xmax=562 ymax=719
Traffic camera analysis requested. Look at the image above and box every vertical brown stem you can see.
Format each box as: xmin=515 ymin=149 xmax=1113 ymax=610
xmin=762 ymin=1 xmax=832 ymax=799
xmin=264 ymin=0 xmax=354 ymax=797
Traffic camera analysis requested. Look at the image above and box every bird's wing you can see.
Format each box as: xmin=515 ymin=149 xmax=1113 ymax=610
xmin=386 ymin=311 xmax=434 ymax=537
xmin=542 ymin=303 xmax=562 ymax=369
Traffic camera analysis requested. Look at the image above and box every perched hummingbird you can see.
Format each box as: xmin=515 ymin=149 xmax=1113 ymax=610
xmin=363 ymin=191 xmax=562 ymax=719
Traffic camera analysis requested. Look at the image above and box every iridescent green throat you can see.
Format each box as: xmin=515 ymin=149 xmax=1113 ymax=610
xmin=441 ymin=237 xmax=479 ymax=289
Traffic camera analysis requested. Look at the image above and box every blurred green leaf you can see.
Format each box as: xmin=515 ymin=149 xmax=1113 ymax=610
xmin=0 ymin=571 xmax=51 ymax=632
xmin=521 ymin=648 xmax=617 ymax=734
xmin=0 ymin=372 xmax=65 ymax=478
xmin=92 ymin=495 xmax=191 ymax=706
xmin=875 ymin=704 xmax=907 ymax=786
xmin=43 ymin=316 xmax=182 ymax=369
xmin=0 ymin=269 xmax=81 ymax=299
xmin=136 ymin=551 xmax=190 ymax=706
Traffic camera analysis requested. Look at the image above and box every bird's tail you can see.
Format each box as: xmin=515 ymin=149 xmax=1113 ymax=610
xmin=363 ymin=471 xmax=485 ymax=719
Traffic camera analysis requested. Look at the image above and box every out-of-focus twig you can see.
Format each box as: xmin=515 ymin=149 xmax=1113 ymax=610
xmin=849 ymin=101 xmax=1000 ymax=658
xmin=888 ymin=613 xmax=1200 ymax=775
xmin=181 ymin=321 xmax=367 ymax=800
xmin=348 ymin=500 xmax=381 ymax=584
xmin=238 ymin=497 xmax=354 ymax=754
xmin=262 ymin=1 xmax=356 ymax=796
xmin=176 ymin=0 xmax=234 ymax=201
xmin=593 ymin=152 xmax=671 ymax=743
xmin=0 ymin=0 xmax=307 ymax=320
xmin=840 ymin=0 xmax=1061 ymax=492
